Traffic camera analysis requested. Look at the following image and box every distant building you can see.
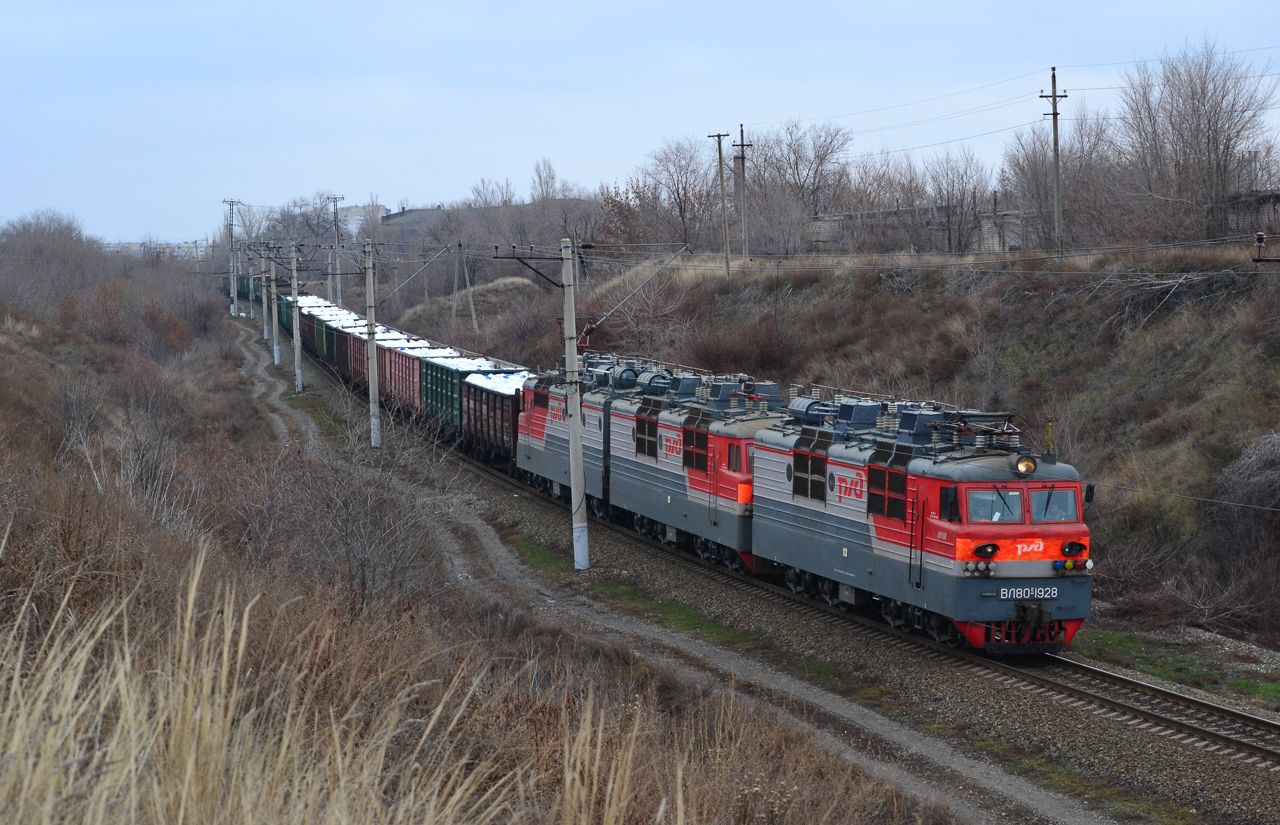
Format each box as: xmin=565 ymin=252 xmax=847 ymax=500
xmin=336 ymin=204 xmax=388 ymax=239
xmin=102 ymin=240 xmax=206 ymax=258
xmin=807 ymin=207 xmax=1024 ymax=253
xmin=380 ymin=205 xmax=440 ymax=227
xmin=1225 ymin=190 xmax=1280 ymax=234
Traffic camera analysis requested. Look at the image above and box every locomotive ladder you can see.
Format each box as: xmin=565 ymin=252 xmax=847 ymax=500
xmin=908 ymin=490 xmax=925 ymax=590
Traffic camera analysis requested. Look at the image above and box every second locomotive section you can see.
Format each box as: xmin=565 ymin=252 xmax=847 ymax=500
xmin=517 ymin=356 xmax=1093 ymax=655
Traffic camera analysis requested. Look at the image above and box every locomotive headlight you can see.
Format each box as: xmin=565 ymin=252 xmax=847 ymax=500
xmin=1061 ymin=541 xmax=1086 ymax=557
xmin=1085 ymin=559 xmax=1094 ymax=571
xmin=973 ymin=543 xmax=999 ymax=559
xmin=1015 ymin=456 xmax=1037 ymax=476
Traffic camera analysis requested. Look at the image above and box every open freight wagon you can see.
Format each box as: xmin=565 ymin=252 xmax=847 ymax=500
xmin=283 ymin=295 xmax=528 ymax=442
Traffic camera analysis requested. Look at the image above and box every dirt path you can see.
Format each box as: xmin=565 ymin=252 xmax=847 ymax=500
xmin=233 ymin=321 xmax=1118 ymax=825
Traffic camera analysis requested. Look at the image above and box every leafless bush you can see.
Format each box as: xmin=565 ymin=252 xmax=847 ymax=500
xmin=293 ymin=458 xmax=445 ymax=605
xmin=53 ymin=375 xmax=107 ymax=492
xmin=113 ymin=381 xmax=210 ymax=543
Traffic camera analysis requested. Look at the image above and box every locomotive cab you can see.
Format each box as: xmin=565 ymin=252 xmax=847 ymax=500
xmin=752 ymin=399 xmax=1093 ymax=655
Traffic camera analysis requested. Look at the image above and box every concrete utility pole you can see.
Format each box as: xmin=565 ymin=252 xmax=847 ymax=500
xmin=709 ymin=133 xmax=731 ymax=277
xmin=328 ymin=195 xmax=345 ymax=307
xmin=733 ymin=124 xmax=752 ymax=259
xmin=326 ymin=248 xmax=334 ymax=302
xmin=561 ymin=239 xmax=589 ymax=571
xmin=290 ymin=244 xmax=303 ymax=393
xmin=223 ymin=199 xmax=240 ymax=316
xmin=260 ymin=248 xmax=269 ymax=341
xmin=365 ymin=240 xmax=381 ymax=448
xmin=270 ymin=244 xmax=281 ymax=366
xmin=243 ymin=247 xmax=254 ymax=321
xmin=1041 ymin=68 xmax=1068 ymax=258
xmin=452 ymin=240 xmax=461 ymax=334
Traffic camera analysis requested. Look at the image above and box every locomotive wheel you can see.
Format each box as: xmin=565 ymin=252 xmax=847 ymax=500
xmin=784 ymin=567 xmax=803 ymax=593
xmin=881 ymin=599 xmax=905 ymax=629
xmin=693 ymin=538 xmax=713 ymax=560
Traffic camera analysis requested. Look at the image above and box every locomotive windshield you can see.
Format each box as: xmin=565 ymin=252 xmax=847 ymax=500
xmin=967 ymin=489 xmax=1024 ymax=523
xmin=1031 ymin=489 xmax=1078 ymax=522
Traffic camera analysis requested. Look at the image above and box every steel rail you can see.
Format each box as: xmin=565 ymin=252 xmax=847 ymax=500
xmin=455 ymin=458 xmax=1280 ymax=768
xmin=1042 ymin=654 xmax=1280 ymax=740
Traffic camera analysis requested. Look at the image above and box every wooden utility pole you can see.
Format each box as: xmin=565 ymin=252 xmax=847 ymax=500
xmin=1041 ymin=68 xmax=1068 ymax=258
xmin=561 ymin=239 xmax=588 ymax=570
xmin=733 ymin=124 xmax=752 ymax=259
xmin=709 ymin=133 xmax=731 ymax=277
xmin=290 ymin=244 xmax=302 ymax=393
xmin=365 ymin=240 xmax=381 ymax=448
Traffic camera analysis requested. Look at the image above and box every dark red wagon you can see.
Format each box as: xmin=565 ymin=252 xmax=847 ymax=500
xmin=461 ymin=371 xmax=529 ymax=466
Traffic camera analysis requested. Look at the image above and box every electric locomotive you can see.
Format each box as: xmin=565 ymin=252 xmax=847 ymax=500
xmin=753 ymin=397 xmax=1092 ymax=654
xmin=275 ymin=290 xmax=1093 ymax=655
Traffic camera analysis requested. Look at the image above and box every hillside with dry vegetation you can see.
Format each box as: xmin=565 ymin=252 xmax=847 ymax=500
xmin=0 ymin=215 xmax=958 ymax=822
xmin=391 ymin=244 xmax=1280 ymax=647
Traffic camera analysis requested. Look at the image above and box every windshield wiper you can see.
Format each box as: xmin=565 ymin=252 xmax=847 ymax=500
xmin=992 ymin=484 xmax=1014 ymax=520
xmin=1041 ymin=483 xmax=1055 ymax=519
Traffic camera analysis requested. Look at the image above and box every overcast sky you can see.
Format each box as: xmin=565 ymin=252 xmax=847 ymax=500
xmin=2 ymin=1 xmax=1277 ymax=241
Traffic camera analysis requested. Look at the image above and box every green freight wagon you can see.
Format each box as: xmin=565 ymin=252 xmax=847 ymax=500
xmin=421 ymin=355 xmax=525 ymax=434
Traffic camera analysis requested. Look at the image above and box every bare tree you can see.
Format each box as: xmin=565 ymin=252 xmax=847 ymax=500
xmin=754 ymin=121 xmax=853 ymax=217
xmin=470 ymin=178 xmax=518 ymax=209
xmin=925 ymin=147 xmax=991 ymax=253
xmin=1117 ymin=40 xmax=1279 ymax=239
xmin=530 ymin=158 xmax=562 ymax=202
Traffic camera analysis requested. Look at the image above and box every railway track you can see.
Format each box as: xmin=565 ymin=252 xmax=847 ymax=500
xmin=459 ymin=456 xmax=1280 ymax=773
xmin=283 ymin=324 xmax=1280 ymax=776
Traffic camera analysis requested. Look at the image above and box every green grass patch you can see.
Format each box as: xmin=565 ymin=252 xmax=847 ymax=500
xmin=1071 ymin=628 xmax=1221 ymax=690
xmin=501 ymin=530 xmax=572 ymax=576
xmin=591 ymin=578 xmax=766 ymax=651
xmin=282 ymin=393 xmax=343 ymax=438
xmin=1228 ymin=678 xmax=1280 ymax=703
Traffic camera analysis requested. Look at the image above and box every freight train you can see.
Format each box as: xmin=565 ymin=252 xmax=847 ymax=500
xmin=228 ymin=276 xmax=1093 ymax=655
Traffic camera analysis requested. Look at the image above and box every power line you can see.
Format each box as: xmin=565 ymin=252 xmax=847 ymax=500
xmin=1060 ymin=44 xmax=1280 ymax=69
xmin=746 ymin=69 xmax=1048 ymax=126
xmin=1087 ymin=481 xmax=1280 ymax=514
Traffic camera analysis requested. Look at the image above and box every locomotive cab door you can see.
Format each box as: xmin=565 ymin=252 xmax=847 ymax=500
xmin=908 ymin=488 xmax=925 ymax=591
xmin=707 ymin=443 xmax=719 ymax=528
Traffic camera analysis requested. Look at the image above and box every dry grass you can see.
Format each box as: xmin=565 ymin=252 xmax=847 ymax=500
xmin=0 ymin=230 xmax=958 ymax=823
